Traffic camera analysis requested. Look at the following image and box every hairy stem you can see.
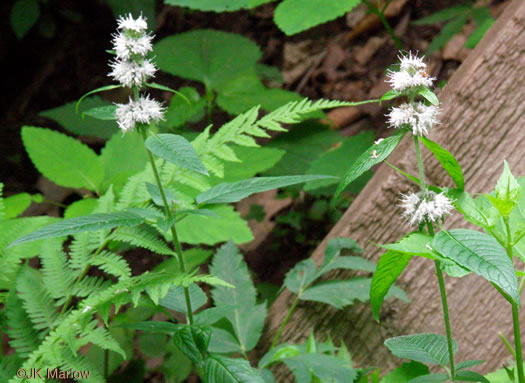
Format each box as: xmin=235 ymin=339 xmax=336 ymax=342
xmin=270 ymin=295 xmax=300 ymax=350
xmin=140 ymin=129 xmax=194 ymax=324
xmin=505 ymin=217 xmax=525 ymax=382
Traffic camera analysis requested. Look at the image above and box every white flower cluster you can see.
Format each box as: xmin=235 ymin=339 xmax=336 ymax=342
xmin=108 ymin=14 xmax=165 ymax=133
xmin=399 ymin=191 xmax=454 ymax=226
xmin=387 ymin=52 xmax=435 ymax=92
xmin=387 ymin=101 xmax=439 ymax=136
xmin=385 ymin=52 xmax=440 ymax=137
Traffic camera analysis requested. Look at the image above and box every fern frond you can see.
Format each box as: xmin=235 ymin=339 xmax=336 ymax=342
xmin=80 ymin=321 xmax=126 ymax=359
xmin=40 ymin=238 xmax=74 ymax=303
xmin=110 ymin=224 xmax=174 ymax=255
xmin=72 ymin=276 xmax=111 ymax=298
xmin=91 ymin=251 xmax=131 ymax=280
xmin=59 ymin=346 xmax=105 ymax=382
xmin=6 ymin=291 xmax=40 ymax=358
xmin=68 ymin=231 xmax=100 ymax=272
xmin=16 ymin=267 xmax=58 ymax=331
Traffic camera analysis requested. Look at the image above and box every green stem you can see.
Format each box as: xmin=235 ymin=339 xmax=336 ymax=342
xmin=362 ymin=0 xmax=403 ymax=49
xmin=270 ymin=295 xmax=300 ymax=350
xmin=140 ymin=129 xmax=194 ymax=325
xmin=504 ymin=217 xmax=525 ymax=382
xmin=414 ymin=135 xmax=427 ymax=192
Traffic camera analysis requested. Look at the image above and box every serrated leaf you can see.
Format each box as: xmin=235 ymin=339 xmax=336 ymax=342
xmin=160 ymin=284 xmax=207 ymax=313
xmin=456 ymin=360 xmax=485 ymax=370
xmin=11 ymin=0 xmax=39 ymax=39
xmin=371 ymin=251 xmax=412 ymax=322
xmin=274 ymin=0 xmax=360 ymax=35
xmin=82 ymin=105 xmax=117 ymax=120
xmin=155 ymin=30 xmax=261 ymax=91
xmin=145 ymin=134 xmax=208 ymax=175
xmin=381 ymin=232 xmax=434 ymax=258
xmin=421 ymin=137 xmax=464 ymax=190
xmin=385 ymin=333 xmax=457 ymax=366
xmin=284 ymin=259 xmax=317 ymax=295
xmin=333 ymin=129 xmax=408 ymax=203
xmin=282 ymin=353 xmax=357 ymax=383
xmin=210 ymin=241 xmax=265 ymax=353
xmin=194 ymin=305 xmax=235 ymax=326
xmin=164 ymin=0 xmax=274 ymax=12
xmin=173 ymin=325 xmax=211 ymax=365
xmin=432 ymin=229 xmax=519 ymax=304
xmin=455 ymin=370 xmax=490 ymax=383
xmin=22 ymin=126 xmax=104 ymax=191
xmin=9 ymin=212 xmax=144 ymax=247
xmin=197 ymin=175 xmax=336 ymax=205
xmin=208 ymin=328 xmax=243 ymax=354
xmin=146 ymin=182 xmax=181 ymax=207
xmin=205 ymin=354 xmax=265 ymax=383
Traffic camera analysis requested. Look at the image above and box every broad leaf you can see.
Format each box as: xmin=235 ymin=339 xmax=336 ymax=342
xmin=371 ymin=251 xmax=412 ymax=322
xmin=381 ymin=232 xmax=434 ymax=258
xmin=432 ymin=229 xmax=519 ymax=304
xmin=22 ymin=126 xmax=104 ymax=191
xmin=196 ymin=175 xmax=336 ymax=205
xmin=164 ymin=0 xmax=274 ymax=12
xmin=456 ymin=360 xmax=484 ymax=371
xmin=160 ymin=284 xmax=208 ymax=314
xmin=82 ymin=105 xmax=117 ymax=120
xmin=407 ymin=374 xmax=449 ymax=383
xmin=11 ymin=0 xmax=40 ymax=39
xmin=284 ymin=259 xmax=317 ymax=295
xmin=205 ymin=354 xmax=265 ymax=383
xmin=208 ymin=328 xmax=242 ymax=354
xmin=417 ymin=88 xmax=439 ymax=106
xmin=333 ymin=129 xmax=408 ymax=203
xmin=381 ymin=361 xmax=429 ymax=383
xmin=258 ymin=344 xmax=301 ymax=368
xmin=487 ymin=161 xmax=520 ymax=217
xmin=274 ymin=0 xmax=361 ymax=35
xmin=145 ymin=134 xmax=208 ymax=175
xmin=385 ymin=333 xmax=457 ymax=366
xmin=210 ymin=242 xmax=266 ymax=353
xmin=146 ymin=182 xmax=181 ymax=207
xmin=455 ymin=370 xmax=490 ymax=383
xmin=8 ymin=212 xmax=144 ymax=247
xmin=282 ymin=353 xmax=357 ymax=383
xmin=421 ymin=137 xmax=464 ymax=190
xmin=155 ymin=30 xmax=261 ymax=91
xmin=173 ymin=325 xmax=211 ymax=365
xmin=194 ymin=306 xmax=235 ymax=326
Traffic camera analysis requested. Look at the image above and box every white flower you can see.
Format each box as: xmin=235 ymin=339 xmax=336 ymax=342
xmin=387 ymin=102 xmax=439 ymax=136
xmin=117 ymin=14 xmax=148 ymax=33
xmin=115 ymin=95 xmax=165 ymax=133
xmin=399 ymin=191 xmax=454 ymax=226
xmin=399 ymin=52 xmax=427 ymax=71
xmin=387 ymin=69 xmax=434 ymax=92
xmin=113 ymin=32 xmax=153 ymax=60
xmin=109 ymin=58 xmax=156 ymax=88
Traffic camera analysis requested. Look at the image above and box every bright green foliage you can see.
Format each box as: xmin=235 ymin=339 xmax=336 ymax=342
xmin=421 ymin=137 xmax=464 ymax=189
xmin=370 ymin=250 xmax=412 ymax=322
xmin=487 ymin=161 xmax=520 ymax=217
xmin=210 ymin=241 xmax=266 ymax=354
xmin=165 ymin=0 xmax=274 ymax=12
xmin=5 ymin=291 xmax=40 ymax=358
xmin=111 ymin=225 xmax=174 ymax=255
xmin=196 ymin=175 xmax=336 ymax=205
xmin=381 ymin=361 xmax=430 ymax=383
xmin=454 ymin=370 xmax=490 ymax=383
xmin=385 ymin=334 xmax=458 ymax=366
xmin=274 ymin=0 xmax=360 ymax=35
xmin=145 ymin=134 xmax=209 ymax=175
xmin=173 ymin=325 xmax=211 ymax=366
xmin=21 ymin=126 xmax=104 ymax=191
xmin=333 ymin=128 xmax=408 ymax=203
xmin=160 ymin=284 xmax=208 ymax=313
xmin=205 ymin=354 xmax=265 ymax=383
xmin=3 ymin=192 xmax=41 ymax=219
xmin=161 ymin=87 xmax=206 ymax=129
xmin=10 ymin=0 xmax=39 ymax=38
xmin=40 ymin=96 xmax=118 ymax=138
xmin=432 ymin=229 xmax=520 ymax=304
xmin=407 ymin=374 xmax=448 ymax=383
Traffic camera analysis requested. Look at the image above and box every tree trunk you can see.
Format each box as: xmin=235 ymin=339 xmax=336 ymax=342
xmin=261 ymin=0 xmax=525 ymax=377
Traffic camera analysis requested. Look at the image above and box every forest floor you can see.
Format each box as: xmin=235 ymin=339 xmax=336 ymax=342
xmin=0 ymin=0 xmax=510 ymax=380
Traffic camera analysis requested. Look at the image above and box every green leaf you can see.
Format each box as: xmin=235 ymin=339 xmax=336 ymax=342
xmin=11 ymin=0 xmax=40 ymax=39
xmin=82 ymin=105 xmax=117 ymax=120
xmin=164 ymin=0 xmax=274 ymax=12
xmin=176 ymin=205 xmax=253 ymax=245
xmin=205 ymin=354 xmax=265 ymax=383
xmin=413 ymin=5 xmax=470 ymax=25
xmin=407 ymin=374 xmax=449 ymax=383
xmin=154 ymin=30 xmax=261 ymax=91
xmin=258 ymin=344 xmax=301 ymax=368
xmin=417 ymin=88 xmax=439 ymax=106
xmin=381 ymin=233 xmax=434 ymax=258
xmin=381 ymin=361 xmax=429 ymax=383
xmin=371 ymin=251 xmax=412 ymax=322
xmin=194 ymin=306 xmax=235 ymax=326
xmin=75 ymin=85 xmax=122 ymax=113
xmin=316 ymin=237 xmax=369 ymax=278
xmin=145 ymin=134 xmax=208 ymax=175
xmin=173 ymin=325 xmax=211 ymax=366
xmin=3 ymin=193 xmax=34 ymax=218
xmin=274 ymin=0 xmax=361 ymax=35
xmin=41 ymin=96 xmax=119 ymax=138
xmin=427 ymin=15 xmax=469 ymax=55
xmin=455 ymin=370 xmax=490 ymax=383
xmin=22 ymin=126 xmax=104 ymax=191
xmin=8 ymin=211 xmax=144 ymax=248
xmin=333 ymin=129 xmax=408 ymax=203
xmin=160 ymin=284 xmax=208 ymax=314
xmin=487 ymin=161 xmax=521 ymax=217
xmin=282 ymin=353 xmax=357 ymax=383
xmin=117 ymin=321 xmax=182 ymax=333
xmin=196 ymin=175 xmax=336 ymax=205
xmin=284 ymin=259 xmax=317 ymax=295
xmin=420 ymin=137 xmax=464 ymax=190
xmin=465 ymin=8 xmax=494 ymax=48
xmin=432 ymin=229 xmax=520 ymax=304
xmin=208 ymin=328 xmax=243 ymax=354
xmin=304 ymin=131 xmax=375 ymax=192
xmin=380 ymin=89 xmax=403 ymax=104
xmin=161 ymin=87 xmax=206 ymax=129
xmin=210 ymin=242 xmax=266 ymax=353
xmin=385 ymin=333 xmax=458 ymax=366
xmin=300 ymin=278 xmax=407 ymax=309
xmin=147 ymin=82 xmax=190 ymax=104
xmin=146 ymin=182 xmax=181 ymax=207
xmin=456 ymin=360 xmax=485 ymax=370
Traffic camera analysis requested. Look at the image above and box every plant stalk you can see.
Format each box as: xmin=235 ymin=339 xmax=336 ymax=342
xmin=141 ymin=129 xmax=194 ymax=324
xmin=270 ymin=295 xmax=300 ymax=350
xmin=414 ymin=136 xmax=427 ymax=191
